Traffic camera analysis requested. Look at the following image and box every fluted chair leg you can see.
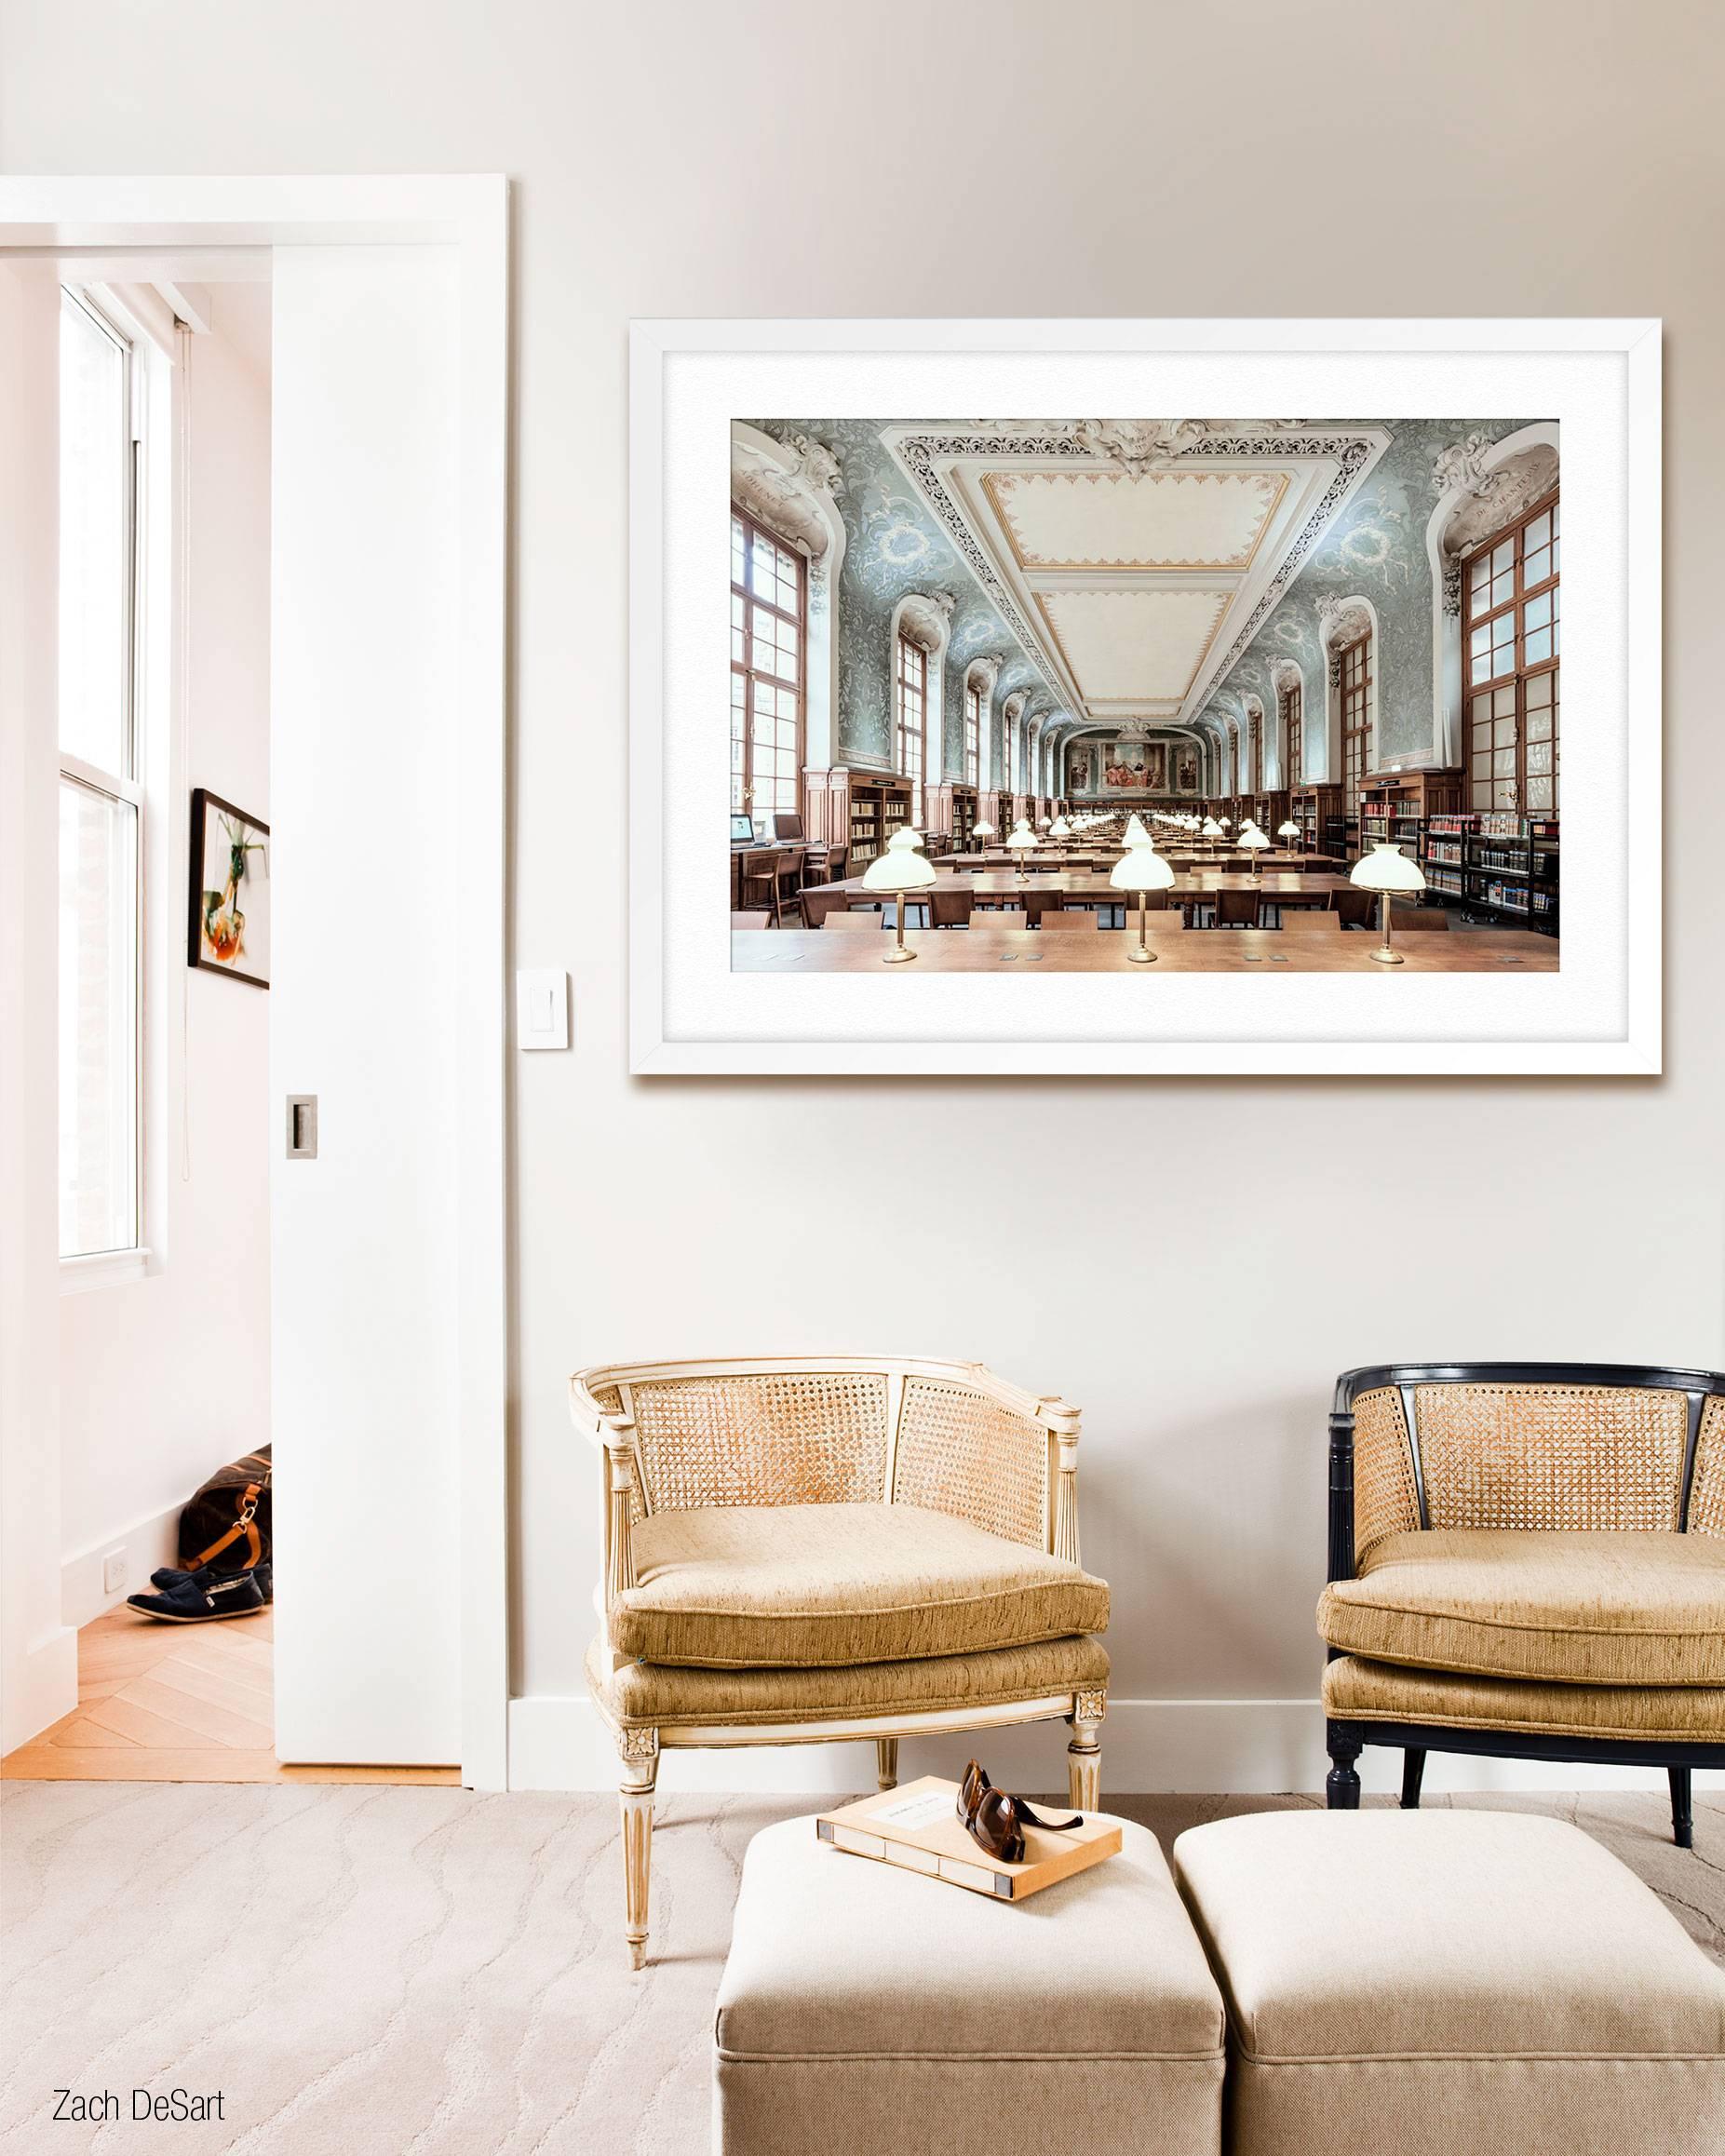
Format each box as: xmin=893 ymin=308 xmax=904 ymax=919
xmin=876 ymin=1737 xmax=899 ymax=1791
xmin=1068 ymin=1692 xmax=1104 ymax=1809
xmin=1670 ymin=1766 xmax=1694 ymax=1849
xmin=618 ymin=1728 xmax=659 ymax=1972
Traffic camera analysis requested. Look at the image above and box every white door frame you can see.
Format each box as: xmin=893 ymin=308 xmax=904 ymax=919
xmin=0 ymin=176 xmax=511 ymax=1788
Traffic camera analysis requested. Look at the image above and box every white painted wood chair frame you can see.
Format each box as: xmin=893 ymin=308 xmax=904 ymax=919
xmin=569 ymin=1354 xmax=1105 ymax=1967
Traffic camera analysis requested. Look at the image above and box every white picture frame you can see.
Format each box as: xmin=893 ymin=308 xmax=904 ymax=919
xmin=630 ymin=317 xmax=1660 ymax=1077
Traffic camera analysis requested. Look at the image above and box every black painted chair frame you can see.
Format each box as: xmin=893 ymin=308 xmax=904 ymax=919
xmin=1324 ymin=1360 xmax=1725 ymax=1848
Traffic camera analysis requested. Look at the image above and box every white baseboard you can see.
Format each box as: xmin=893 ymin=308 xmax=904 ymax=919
xmin=507 ymin=1693 xmax=1722 ymax=1798
xmin=61 ymin=1499 xmax=183 ymax=1631
xmin=2 ymin=1626 xmax=79 ymax=1755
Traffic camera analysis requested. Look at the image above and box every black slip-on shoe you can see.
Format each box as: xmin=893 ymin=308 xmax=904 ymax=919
xmin=150 ymin=1558 xmax=272 ymax=1603
xmin=127 ymin=1566 xmax=266 ymax=1623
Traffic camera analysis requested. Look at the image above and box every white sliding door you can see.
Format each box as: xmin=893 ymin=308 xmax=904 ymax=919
xmin=270 ymin=246 xmax=464 ymax=1765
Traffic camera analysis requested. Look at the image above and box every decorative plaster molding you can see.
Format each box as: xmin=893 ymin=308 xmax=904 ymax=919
xmin=1441 ymin=445 xmax=1560 ymax=557
xmin=730 ymin=427 xmax=843 ymax=562
xmin=896 ymin=587 xmax=957 ymax=652
xmin=1441 ymin=561 xmax=1463 ymax=618
xmin=1073 ymin=417 xmax=1303 ymax=478
xmin=1317 ymin=592 xmax=1372 ymax=650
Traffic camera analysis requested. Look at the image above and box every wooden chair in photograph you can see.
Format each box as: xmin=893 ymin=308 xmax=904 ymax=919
xmin=1039 ymin=910 xmax=1101 ymax=933
xmin=822 ymin=910 xmax=882 ymax=930
xmin=799 ymin=885 xmax=853 ymax=931
xmin=1022 ymin=889 xmax=1069 ymax=930
xmin=739 ymin=849 xmax=802 ymax=928
xmin=1215 ymin=887 xmax=1265 ymax=930
xmin=1330 ymin=886 xmax=1376 ymax=931
xmin=986 ymin=910 xmax=1029 ymax=931
xmin=929 ymin=885 xmax=975 ymax=930
xmin=730 ymin=910 xmax=769 ymax=929
xmin=571 ymin=1355 xmax=1111 ymax=1968
xmin=1390 ymin=905 xmax=1449 ymax=931
xmin=1319 ymin=1361 xmax=1725 ymax=1847
xmin=802 ymin=841 xmax=847 ymax=887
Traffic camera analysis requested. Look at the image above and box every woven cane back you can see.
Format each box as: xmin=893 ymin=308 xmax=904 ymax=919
xmin=1413 ymin=1382 xmax=1689 ymax=1532
xmin=1352 ymin=1386 xmax=1422 ymax=1559
xmin=892 ymin=1376 xmax=1048 ymax=1550
xmin=623 ymin=1370 xmax=890 ymax=1514
xmin=1690 ymin=1395 xmax=1725 ymax=1539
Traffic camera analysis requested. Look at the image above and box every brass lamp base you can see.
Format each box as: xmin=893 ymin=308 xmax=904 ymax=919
xmin=882 ymin=946 xmax=917 ymax=963
xmin=1368 ymin=945 xmax=1403 ymax=964
xmin=1127 ymin=945 xmax=1157 ymax=963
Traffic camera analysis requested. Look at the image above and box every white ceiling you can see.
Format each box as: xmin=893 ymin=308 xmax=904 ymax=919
xmin=884 ymin=421 xmax=1391 ymax=729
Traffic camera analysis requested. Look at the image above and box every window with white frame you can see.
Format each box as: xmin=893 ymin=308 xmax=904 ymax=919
xmin=964 ymin=678 xmax=981 ymax=788
xmin=895 ymin=632 xmax=926 ymax=811
xmin=58 ymin=288 xmax=142 ymax=1261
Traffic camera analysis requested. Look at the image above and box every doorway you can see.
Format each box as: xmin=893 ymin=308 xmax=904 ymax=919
xmin=0 ymin=179 xmax=509 ymax=1790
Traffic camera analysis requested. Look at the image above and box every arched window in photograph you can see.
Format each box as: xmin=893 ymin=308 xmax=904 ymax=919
xmin=1280 ymin=674 xmax=1302 ymax=787
xmin=1463 ymin=492 xmax=1559 ymax=813
xmin=1247 ymin=705 xmax=1263 ymax=793
xmin=964 ymin=676 xmax=982 ymax=787
xmin=895 ymin=632 xmax=926 ymax=808
xmin=1339 ymin=633 xmax=1372 ymax=815
xmin=729 ymin=507 xmax=804 ymax=817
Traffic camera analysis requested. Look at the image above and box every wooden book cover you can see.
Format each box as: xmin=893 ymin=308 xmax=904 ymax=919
xmin=815 ymin=1775 xmax=1122 ymax=1902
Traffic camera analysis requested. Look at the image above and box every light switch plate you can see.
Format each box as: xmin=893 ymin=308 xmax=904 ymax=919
xmin=516 ymin=968 xmax=569 ymax=1051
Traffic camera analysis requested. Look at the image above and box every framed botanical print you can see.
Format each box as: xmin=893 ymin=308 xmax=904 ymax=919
xmin=187 ymin=788 xmax=270 ymax=988
xmin=632 ymin=317 xmax=1660 ymax=1076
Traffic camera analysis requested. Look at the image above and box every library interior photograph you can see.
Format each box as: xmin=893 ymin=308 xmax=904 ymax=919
xmin=729 ymin=417 xmax=1559 ymax=972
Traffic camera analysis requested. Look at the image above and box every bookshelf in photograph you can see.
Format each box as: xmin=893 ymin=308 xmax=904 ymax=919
xmin=846 ymin=775 xmax=914 ymax=870
xmin=944 ymin=782 xmax=979 ymax=854
xmin=1358 ymin=768 xmax=1464 ymax=862
xmin=1290 ymin=783 xmax=1346 ymax=859
xmin=1249 ymin=790 xmax=1290 ymax=842
xmin=1423 ymin=812 xmax=1560 ymax=934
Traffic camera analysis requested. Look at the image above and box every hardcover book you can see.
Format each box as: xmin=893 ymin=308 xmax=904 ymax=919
xmin=815 ymin=1775 xmax=1123 ymax=1903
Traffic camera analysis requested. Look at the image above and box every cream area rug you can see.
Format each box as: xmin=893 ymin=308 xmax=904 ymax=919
xmin=3 ymin=1783 xmax=1720 ymax=2153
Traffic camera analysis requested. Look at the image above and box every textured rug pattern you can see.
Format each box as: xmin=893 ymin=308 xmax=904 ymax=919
xmin=2 ymin=1783 xmax=1720 ymax=2153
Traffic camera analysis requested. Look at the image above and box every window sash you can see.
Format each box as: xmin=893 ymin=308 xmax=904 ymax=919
xmin=1461 ymin=491 xmax=1560 ymax=811
xmin=1281 ymin=681 xmax=1302 ymax=787
xmin=1338 ymin=635 xmax=1371 ymax=814
xmin=730 ymin=506 xmax=805 ymax=817
xmin=59 ymin=285 xmax=143 ymax=1265
xmin=964 ymin=683 xmax=981 ymax=787
xmin=896 ymin=635 xmax=926 ymax=788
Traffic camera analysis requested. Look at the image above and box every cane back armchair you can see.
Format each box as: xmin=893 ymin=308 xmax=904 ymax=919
xmin=571 ymin=1354 xmax=1111 ymax=1967
xmin=1319 ymin=1362 xmax=1725 ymax=1845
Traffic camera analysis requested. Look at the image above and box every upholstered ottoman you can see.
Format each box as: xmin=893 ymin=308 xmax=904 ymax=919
xmin=714 ymin=1814 xmax=1225 ymax=2156
xmin=1172 ymin=1811 xmax=1725 ymax=2156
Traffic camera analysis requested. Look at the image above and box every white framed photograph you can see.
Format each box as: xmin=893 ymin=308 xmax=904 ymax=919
xmin=630 ymin=317 xmax=1659 ymax=1076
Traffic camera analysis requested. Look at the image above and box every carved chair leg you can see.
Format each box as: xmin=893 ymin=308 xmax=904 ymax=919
xmin=617 ymin=1729 xmax=659 ymax=1973
xmin=875 ymin=1737 xmax=899 ymax=1791
xmin=1068 ymin=1691 xmax=1105 ymax=1811
xmin=1326 ymin=1723 xmax=1363 ymax=1811
xmin=1670 ymin=1766 xmax=1694 ymax=1850
xmin=1400 ymin=1747 xmax=1426 ymax=1811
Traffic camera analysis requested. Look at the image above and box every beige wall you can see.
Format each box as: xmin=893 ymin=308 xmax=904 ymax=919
xmin=7 ymin=0 xmax=1721 ymax=1785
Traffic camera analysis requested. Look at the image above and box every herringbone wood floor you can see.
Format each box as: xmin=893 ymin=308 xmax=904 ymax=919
xmin=0 ymin=1600 xmax=458 ymax=1785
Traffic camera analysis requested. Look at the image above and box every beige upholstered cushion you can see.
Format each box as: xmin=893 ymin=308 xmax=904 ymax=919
xmin=1323 ymin=1653 xmax=1725 ymax=1741
xmin=609 ymin=1502 xmax=1109 ymax=1668
xmin=587 ymin=1631 xmax=1109 ymax=1732
xmin=714 ymin=1814 xmax=1224 ymax=2156
xmin=1173 ymin=1811 xmax=1725 ymax=2156
xmin=1317 ymin=1529 xmax=1725 ymax=1685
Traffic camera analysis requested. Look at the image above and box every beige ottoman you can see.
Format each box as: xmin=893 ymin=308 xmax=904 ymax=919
xmin=1172 ymin=1811 xmax=1725 ymax=2156
xmin=714 ymin=1814 xmax=1224 ymax=2156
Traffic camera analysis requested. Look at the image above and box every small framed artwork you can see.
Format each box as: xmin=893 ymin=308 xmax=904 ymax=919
xmin=631 ymin=316 xmax=1660 ymax=1076
xmin=187 ymin=788 xmax=270 ymax=988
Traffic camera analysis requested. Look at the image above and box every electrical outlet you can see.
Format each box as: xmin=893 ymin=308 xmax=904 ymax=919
xmin=101 ymin=1548 xmax=127 ymax=1596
